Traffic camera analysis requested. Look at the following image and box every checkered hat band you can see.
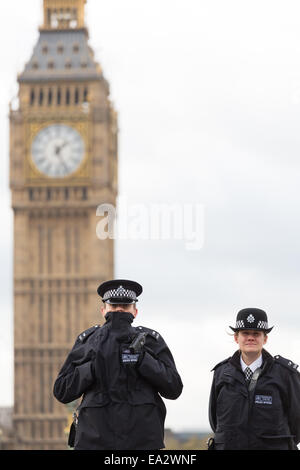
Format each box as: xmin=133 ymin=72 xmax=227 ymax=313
xmin=235 ymin=319 xmax=269 ymax=329
xmin=103 ymin=286 xmax=137 ymax=301
xmin=257 ymin=321 xmax=268 ymax=329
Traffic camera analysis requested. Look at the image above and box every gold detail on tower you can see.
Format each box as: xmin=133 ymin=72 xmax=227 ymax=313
xmin=42 ymin=0 xmax=87 ymax=30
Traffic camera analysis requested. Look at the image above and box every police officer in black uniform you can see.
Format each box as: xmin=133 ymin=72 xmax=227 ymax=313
xmin=53 ymin=279 xmax=183 ymax=450
xmin=209 ymin=308 xmax=300 ymax=450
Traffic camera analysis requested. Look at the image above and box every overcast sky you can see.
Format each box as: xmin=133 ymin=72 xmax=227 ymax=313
xmin=0 ymin=0 xmax=300 ymax=433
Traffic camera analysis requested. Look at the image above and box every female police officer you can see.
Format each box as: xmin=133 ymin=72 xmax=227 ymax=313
xmin=209 ymin=308 xmax=300 ymax=450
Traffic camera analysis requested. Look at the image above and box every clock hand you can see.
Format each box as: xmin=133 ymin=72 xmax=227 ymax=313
xmin=55 ymin=149 xmax=69 ymax=172
xmin=59 ymin=141 xmax=69 ymax=151
xmin=54 ymin=141 xmax=69 ymax=156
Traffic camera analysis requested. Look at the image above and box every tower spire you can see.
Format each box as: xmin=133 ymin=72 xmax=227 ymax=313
xmin=42 ymin=0 xmax=87 ymax=30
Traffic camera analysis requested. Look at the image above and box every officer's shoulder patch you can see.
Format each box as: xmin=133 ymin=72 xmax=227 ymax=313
xmin=211 ymin=357 xmax=231 ymax=372
xmin=78 ymin=325 xmax=101 ymax=343
xmin=274 ymin=355 xmax=299 ymax=373
xmin=136 ymin=326 xmax=160 ymax=340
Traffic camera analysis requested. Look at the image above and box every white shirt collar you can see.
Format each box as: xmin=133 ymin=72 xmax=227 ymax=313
xmin=240 ymin=354 xmax=263 ymax=373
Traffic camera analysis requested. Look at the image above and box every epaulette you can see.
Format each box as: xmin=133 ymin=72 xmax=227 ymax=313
xmin=78 ymin=325 xmax=101 ymax=343
xmin=211 ymin=357 xmax=231 ymax=372
xmin=136 ymin=326 xmax=160 ymax=341
xmin=274 ymin=355 xmax=299 ymax=373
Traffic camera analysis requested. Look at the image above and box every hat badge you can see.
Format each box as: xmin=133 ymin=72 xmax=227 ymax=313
xmin=247 ymin=314 xmax=255 ymax=323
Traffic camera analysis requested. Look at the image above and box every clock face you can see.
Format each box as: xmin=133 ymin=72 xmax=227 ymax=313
xmin=31 ymin=124 xmax=85 ymax=178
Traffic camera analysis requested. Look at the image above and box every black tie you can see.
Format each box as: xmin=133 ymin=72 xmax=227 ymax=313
xmin=244 ymin=367 xmax=253 ymax=382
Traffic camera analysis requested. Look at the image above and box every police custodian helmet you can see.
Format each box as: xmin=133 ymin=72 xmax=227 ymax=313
xmin=97 ymin=279 xmax=143 ymax=304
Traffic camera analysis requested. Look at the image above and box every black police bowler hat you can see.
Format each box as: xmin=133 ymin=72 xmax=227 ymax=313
xmin=97 ymin=279 xmax=143 ymax=304
xmin=230 ymin=308 xmax=274 ymax=333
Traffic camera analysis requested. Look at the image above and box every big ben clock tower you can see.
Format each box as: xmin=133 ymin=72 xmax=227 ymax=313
xmin=9 ymin=0 xmax=118 ymax=450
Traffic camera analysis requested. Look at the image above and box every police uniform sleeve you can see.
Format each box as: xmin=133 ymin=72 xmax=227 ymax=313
xmin=208 ymin=373 xmax=217 ymax=433
xmin=208 ymin=358 xmax=230 ymax=433
xmin=286 ymin=365 xmax=300 ymax=445
xmin=53 ymin=329 xmax=97 ymax=404
xmin=136 ymin=330 xmax=183 ymax=400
